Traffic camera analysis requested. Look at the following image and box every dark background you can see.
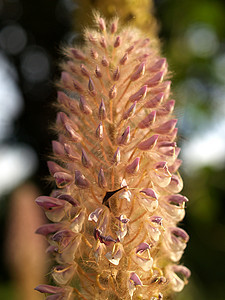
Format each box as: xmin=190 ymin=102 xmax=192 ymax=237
xmin=0 ymin=0 xmax=225 ymax=299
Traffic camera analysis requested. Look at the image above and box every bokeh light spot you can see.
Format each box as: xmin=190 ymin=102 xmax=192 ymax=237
xmin=0 ymin=144 xmax=38 ymax=196
xmin=186 ymin=24 xmax=219 ymax=58
xmin=0 ymin=53 xmax=23 ymax=140
xmin=21 ymin=46 xmax=50 ymax=83
xmin=212 ymin=54 xmax=225 ymax=83
xmin=0 ymin=24 xmax=27 ymax=55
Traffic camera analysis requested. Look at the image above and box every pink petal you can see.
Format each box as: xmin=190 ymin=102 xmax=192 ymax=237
xmin=129 ymin=85 xmax=148 ymax=102
xmin=35 ymin=284 xmax=64 ymax=294
xmin=130 ymin=62 xmax=145 ymax=81
xmin=75 ymin=170 xmax=89 ymax=189
xmin=138 ymin=134 xmax=158 ymax=151
xmin=138 ymin=111 xmax=156 ymax=128
xmin=126 ymin=157 xmax=140 ymax=174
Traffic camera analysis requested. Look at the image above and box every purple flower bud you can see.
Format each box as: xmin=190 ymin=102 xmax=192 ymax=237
xmin=98 ymin=18 xmax=106 ymax=31
xmin=35 ymin=223 xmax=63 ymax=236
xmin=98 ymin=168 xmax=107 ymax=188
xmin=110 ymin=21 xmax=118 ymax=34
xmin=145 ymin=92 xmax=164 ymax=108
xmin=138 ymin=189 xmax=159 ymax=212
xmin=167 ymin=174 xmax=183 ymax=193
xmin=61 ymin=72 xmax=73 ymax=89
xmin=95 ymin=65 xmax=102 ymax=78
xmin=138 ymin=111 xmax=156 ymax=128
xmin=64 ymin=123 xmax=82 ymax=142
xmin=120 ymin=52 xmax=128 ymax=65
xmin=112 ymin=147 xmax=121 ymax=164
xmin=130 ymin=62 xmax=146 ymax=81
xmin=154 ymin=119 xmax=177 ymax=134
xmin=136 ymin=242 xmax=150 ymax=253
xmin=113 ymin=66 xmax=120 ymax=81
xmin=80 ymin=64 xmax=90 ymax=77
xmin=94 ymin=229 xmax=117 ymax=246
xmin=118 ymin=126 xmax=130 ymax=145
xmin=35 ymin=284 xmax=64 ymax=294
xmin=157 ymin=100 xmax=175 ymax=117
xmin=126 ymin=157 xmax=140 ymax=174
xmin=101 ymin=56 xmax=109 ymax=67
xmin=170 ymin=227 xmax=189 ymax=243
xmin=129 ymin=85 xmax=148 ymax=102
xmin=123 ymin=102 xmax=137 ymax=120
xmin=149 ymin=216 xmax=163 ymax=225
xmin=71 ymin=48 xmax=86 ymax=60
xmin=130 ymin=272 xmax=143 ymax=286
xmin=98 ymin=99 xmax=107 ymax=120
xmin=126 ymin=45 xmax=134 ymax=53
xmin=35 ymin=196 xmax=67 ymax=210
xmin=109 ymin=84 xmax=117 ymax=99
xmin=35 ymin=196 xmax=70 ymax=222
xmin=52 ymin=229 xmax=75 ymax=247
xmin=140 ymin=188 xmax=158 ymax=199
xmin=167 ymin=194 xmax=188 ymax=205
xmin=138 ymin=134 xmax=158 ymax=151
xmin=96 ymin=122 xmax=103 ymax=140
xmin=75 ymin=170 xmax=89 ymax=189
xmin=114 ymin=36 xmax=121 ymax=48
xmin=88 ymin=78 xmax=97 ymax=97
xmin=73 ymin=79 xmax=84 ymax=92
xmin=145 ymin=71 xmax=165 ymax=87
xmin=81 ymin=148 xmax=93 ymax=168
xmin=151 ymin=161 xmax=172 ymax=188
xmin=58 ymin=194 xmax=80 ymax=206
xmin=128 ymin=272 xmax=143 ymax=298
xmin=47 ymin=161 xmax=66 ymax=176
xmin=79 ymin=95 xmax=92 ymax=115
xmin=151 ymin=58 xmax=167 ymax=72
xmin=64 ymin=143 xmax=80 ymax=161
xmin=54 ymin=172 xmax=73 ymax=188
xmin=91 ymin=48 xmax=98 ymax=59
xmin=172 ymin=265 xmax=191 ymax=279
xmin=52 ymin=140 xmax=65 ymax=156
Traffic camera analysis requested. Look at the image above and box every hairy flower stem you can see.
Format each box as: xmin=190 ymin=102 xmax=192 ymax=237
xmin=35 ymin=13 xmax=190 ymax=300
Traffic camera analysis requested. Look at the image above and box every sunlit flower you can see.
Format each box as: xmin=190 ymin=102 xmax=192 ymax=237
xmin=35 ymin=14 xmax=190 ymax=300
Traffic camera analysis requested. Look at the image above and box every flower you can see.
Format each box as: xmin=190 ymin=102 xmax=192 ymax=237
xmin=35 ymin=13 xmax=190 ymax=300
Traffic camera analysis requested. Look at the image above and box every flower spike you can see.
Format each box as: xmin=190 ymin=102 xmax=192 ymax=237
xmin=35 ymin=13 xmax=189 ymax=300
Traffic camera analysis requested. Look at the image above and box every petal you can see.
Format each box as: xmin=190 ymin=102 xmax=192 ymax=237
xmin=130 ymin=272 xmax=143 ymax=286
xmin=54 ymin=172 xmax=73 ymax=188
xmin=136 ymin=242 xmax=150 ymax=253
xmin=35 ymin=223 xmax=63 ymax=236
xmin=138 ymin=135 xmax=158 ymax=151
xmin=105 ymin=243 xmax=123 ymax=265
xmin=52 ymin=264 xmax=76 ymax=285
xmin=88 ymin=208 xmax=103 ymax=223
xmin=129 ymin=85 xmax=147 ymax=102
xmin=75 ymin=170 xmax=90 ymax=189
xmin=138 ymin=111 xmax=156 ymax=129
xmin=118 ymin=126 xmax=130 ymax=145
xmin=34 ymin=284 xmax=64 ymax=294
xmin=70 ymin=209 xmax=86 ymax=233
xmin=126 ymin=157 xmax=140 ymax=174
xmin=130 ymin=62 xmax=145 ymax=81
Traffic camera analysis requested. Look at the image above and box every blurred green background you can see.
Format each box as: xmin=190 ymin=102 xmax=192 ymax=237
xmin=0 ymin=0 xmax=225 ymax=299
